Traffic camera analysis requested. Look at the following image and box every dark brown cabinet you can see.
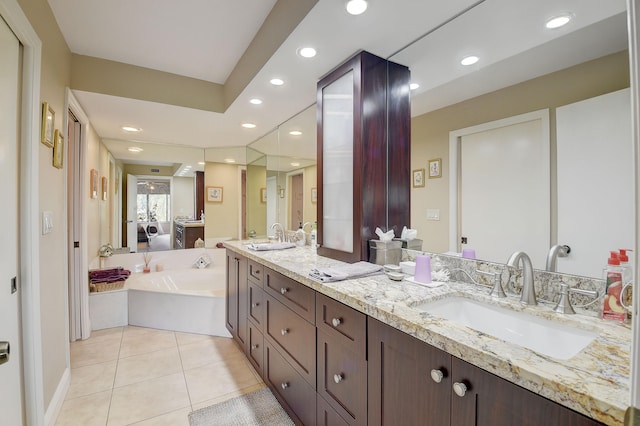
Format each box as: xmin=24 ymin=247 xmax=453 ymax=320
xmin=225 ymin=251 xmax=247 ymax=347
xmin=317 ymin=50 xmax=410 ymax=263
xmin=173 ymin=221 xmax=204 ymax=249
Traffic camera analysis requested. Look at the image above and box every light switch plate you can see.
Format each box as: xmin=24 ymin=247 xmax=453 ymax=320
xmin=42 ymin=211 xmax=54 ymax=235
xmin=427 ymin=209 xmax=440 ymax=221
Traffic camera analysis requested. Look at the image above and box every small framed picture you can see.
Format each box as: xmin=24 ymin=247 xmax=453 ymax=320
xmin=412 ymin=169 xmax=425 ymax=188
xmin=311 ymin=187 xmax=317 ymax=203
xmin=260 ymin=187 xmax=267 ymax=203
xmin=102 ymin=177 xmax=108 ymax=200
xmin=90 ymin=169 xmax=98 ymax=199
xmin=41 ymin=102 xmax=55 ymax=147
xmin=53 ymin=129 xmax=64 ymax=169
xmin=428 ymin=158 xmax=442 ymax=179
xmin=207 ymin=186 xmax=223 ymax=203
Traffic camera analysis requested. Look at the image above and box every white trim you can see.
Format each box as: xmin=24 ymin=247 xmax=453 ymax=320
xmin=238 ymin=165 xmax=246 ymax=240
xmin=0 ymin=1 xmax=44 ymax=424
xmin=43 ymin=368 xmax=69 ymax=426
xmin=448 ymin=109 xmax=550 ymax=253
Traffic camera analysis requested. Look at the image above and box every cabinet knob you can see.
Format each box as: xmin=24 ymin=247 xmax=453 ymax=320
xmin=251 ymin=302 xmax=259 ymax=308
xmin=331 ymin=318 xmax=341 ymax=327
xmin=251 ymin=344 xmax=258 ymax=350
xmin=280 ymin=287 xmax=288 ymax=295
xmin=333 ymin=373 xmax=343 ymax=384
xmin=430 ymin=369 xmax=444 ymax=384
xmin=281 ymin=382 xmax=289 ymax=390
xmin=453 ymin=382 xmax=467 ymax=397
xmin=281 ymin=328 xmax=289 ymax=336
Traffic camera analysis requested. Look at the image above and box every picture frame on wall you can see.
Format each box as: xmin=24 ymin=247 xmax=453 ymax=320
xmin=311 ymin=187 xmax=317 ymax=203
xmin=102 ymin=177 xmax=108 ymax=200
xmin=412 ymin=169 xmax=425 ymax=188
xmin=41 ymin=102 xmax=55 ymax=147
xmin=206 ymin=186 xmax=223 ymax=203
xmin=53 ymin=129 xmax=64 ymax=169
xmin=90 ymin=169 xmax=98 ymax=199
xmin=428 ymin=158 xmax=442 ymax=178
xmin=260 ymin=187 xmax=267 ymax=203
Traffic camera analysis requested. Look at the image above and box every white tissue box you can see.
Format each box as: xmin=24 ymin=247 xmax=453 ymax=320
xmin=399 ymin=261 xmax=416 ymax=275
xmin=393 ymin=238 xmax=423 ymax=250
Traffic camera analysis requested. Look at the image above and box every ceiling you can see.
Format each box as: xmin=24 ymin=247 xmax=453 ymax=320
xmin=48 ymin=0 xmax=628 ymax=169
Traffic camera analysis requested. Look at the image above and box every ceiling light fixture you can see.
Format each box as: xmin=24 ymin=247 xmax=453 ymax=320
xmin=289 ymin=130 xmax=302 ymax=136
xmin=270 ymin=78 xmax=284 ymax=86
xmin=128 ymin=147 xmax=143 ymax=153
xmin=242 ymin=123 xmax=257 ymax=129
xmin=224 ymin=158 xmax=236 ymax=163
xmin=198 ymin=161 xmax=205 ymax=165
xmin=546 ymin=14 xmax=572 ymax=29
xmin=298 ymin=47 xmax=317 ymax=58
xmin=249 ymin=98 xmax=263 ymax=105
xmin=121 ymin=126 xmax=141 ymax=132
xmin=291 ymin=162 xmax=300 ymax=167
xmin=346 ymin=0 xmax=368 ymax=15
xmin=460 ymin=55 xmax=479 ymax=66
xmin=409 ymin=83 xmax=420 ymax=90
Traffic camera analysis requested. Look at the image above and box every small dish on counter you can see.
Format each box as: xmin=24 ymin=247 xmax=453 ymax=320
xmin=405 ymin=276 xmax=445 ymax=288
xmin=383 ymin=264 xmax=402 ymax=273
xmin=385 ymin=271 xmax=404 ymax=281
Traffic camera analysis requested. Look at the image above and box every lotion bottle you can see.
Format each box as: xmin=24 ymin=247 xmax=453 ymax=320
xmin=602 ymin=252 xmax=626 ymax=322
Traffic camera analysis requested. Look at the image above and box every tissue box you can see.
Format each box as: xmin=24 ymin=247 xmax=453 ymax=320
xmin=393 ymin=238 xmax=423 ymax=251
xmin=369 ymin=240 xmax=402 ymax=265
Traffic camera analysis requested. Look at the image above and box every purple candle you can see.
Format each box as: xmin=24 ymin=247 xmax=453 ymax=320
xmin=414 ymin=255 xmax=432 ymax=284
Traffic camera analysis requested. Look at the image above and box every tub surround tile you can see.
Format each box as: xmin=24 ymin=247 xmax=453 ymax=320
xmin=66 ymin=360 xmax=117 ymax=400
xmin=55 ymin=390 xmax=111 ymax=426
xmin=225 ymin=241 xmax=631 ymax=425
xmin=114 ymin=345 xmax=183 ymax=388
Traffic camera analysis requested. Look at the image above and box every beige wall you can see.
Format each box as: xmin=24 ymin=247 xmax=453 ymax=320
xmin=411 ymin=51 xmax=630 ymax=254
xmin=173 ymin=176 xmax=196 ymax=219
xmin=246 ymin=163 xmax=267 ymax=236
xmin=204 ymin=163 xmax=240 ymax=240
xmin=302 ymin=164 xmax=317 ymax=226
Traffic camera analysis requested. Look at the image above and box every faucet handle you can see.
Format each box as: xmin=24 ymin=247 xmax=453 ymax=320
xmin=475 ymin=270 xmax=507 ymax=298
xmin=553 ymin=283 xmax=599 ymax=315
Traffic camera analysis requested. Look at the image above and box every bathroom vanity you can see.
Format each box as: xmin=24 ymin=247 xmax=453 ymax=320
xmin=224 ymin=242 xmax=628 ymax=425
xmin=173 ymin=220 xmax=204 ymax=249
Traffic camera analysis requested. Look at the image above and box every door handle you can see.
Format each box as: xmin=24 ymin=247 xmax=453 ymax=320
xmin=0 ymin=341 xmax=9 ymax=365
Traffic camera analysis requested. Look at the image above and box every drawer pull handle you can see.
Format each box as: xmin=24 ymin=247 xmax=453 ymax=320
xmin=453 ymin=382 xmax=467 ymax=397
xmin=251 ymin=302 xmax=259 ymax=308
xmin=331 ymin=318 xmax=341 ymax=327
xmin=251 ymin=344 xmax=258 ymax=350
xmin=280 ymin=287 xmax=288 ymax=295
xmin=333 ymin=373 xmax=343 ymax=384
xmin=281 ymin=382 xmax=289 ymax=390
xmin=254 ymin=269 xmax=261 ymax=274
xmin=281 ymin=328 xmax=289 ymax=336
xmin=430 ymin=369 xmax=444 ymax=384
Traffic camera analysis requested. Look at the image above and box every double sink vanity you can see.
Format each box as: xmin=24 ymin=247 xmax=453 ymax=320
xmin=224 ymin=241 xmax=630 ymax=425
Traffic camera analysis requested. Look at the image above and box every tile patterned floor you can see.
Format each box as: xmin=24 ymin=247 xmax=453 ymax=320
xmin=56 ymin=326 xmax=265 ymax=426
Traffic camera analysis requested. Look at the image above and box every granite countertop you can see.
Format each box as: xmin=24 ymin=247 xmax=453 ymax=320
xmin=225 ymin=241 xmax=630 ymax=425
xmin=174 ymin=220 xmax=204 ymax=228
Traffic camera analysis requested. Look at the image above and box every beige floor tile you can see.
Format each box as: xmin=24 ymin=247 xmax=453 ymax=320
xmin=55 ymin=390 xmax=111 ymax=426
xmin=119 ymin=327 xmax=177 ymax=358
xmin=130 ymin=406 xmax=191 ymax=426
xmin=190 ymin=382 xmax=267 ymax=411
xmin=114 ymin=346 xmax=183 ymax=388
xmin=70 ymin=338 xmax=121 ymax=368
xmin=66 ymin=360 xmax=117 ymax=400
xmin=178 ymin=336 xmax=244 ymax=371
xmin=175 ymin=331 xmax=219 ymax=347
xmin=72 ymin=327 xmax=123 ymax=348
xmin=107 ymin=373 xmax=190 ymax=426
xmin=184 ymin=355 xmax=261 ymax=404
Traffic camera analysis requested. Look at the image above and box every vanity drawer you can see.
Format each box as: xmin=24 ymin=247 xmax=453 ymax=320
xmin=265 ymin=268 xmax=315 ymax=324
xmin=248 ymin=259 xmax=264 ymax=284
xmin=248 ymin=281 xmax=265 ymax=330
xmin=266 ymin=294 xmax=316 ymax=387
xmin=317 ymin=394 xmax=350 ymax=426
xmin=317 ymin=330 xmax=367 ymax=425
xmin=247 ymin=323 xmax=264 ymax=376
xmin=316 ymin=293 xmax=366 ymax=358
xmin=265 ymin=342 xmax=316 ymax=426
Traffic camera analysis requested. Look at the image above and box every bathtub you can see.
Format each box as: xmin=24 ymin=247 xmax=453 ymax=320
xmin=125 ymin=268 xmax=231 ymax=337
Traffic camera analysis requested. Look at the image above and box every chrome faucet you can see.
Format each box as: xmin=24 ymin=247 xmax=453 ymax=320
xmin=507 ymin=251 xmax=536 ymax=305
xmin=271 ymin=222 xmax=284 ymax=242
xmin=545 ymin=244 xmax=570 ymax=272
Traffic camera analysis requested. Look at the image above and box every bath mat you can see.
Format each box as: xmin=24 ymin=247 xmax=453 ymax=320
xmin=188 ymin=387 xmax=294 ymax=426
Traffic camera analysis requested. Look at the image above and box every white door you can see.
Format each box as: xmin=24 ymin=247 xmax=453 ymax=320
xmin=0 ymin=15 xmax=24 ymax=425
xmin=126 ymin=174 xmax=138 ymax=252
xmin=452 ymin=110 xmax=550 ymax=268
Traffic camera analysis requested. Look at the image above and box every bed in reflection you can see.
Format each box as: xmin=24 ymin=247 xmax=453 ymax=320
xmin=138 ymin=222 xmax=172 ymax=252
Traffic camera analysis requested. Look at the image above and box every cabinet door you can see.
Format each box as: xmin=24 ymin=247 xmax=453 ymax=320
xmin=368 ymin=318 xmax=451 ymax=426
xmin=247 ymin=322 xmax=264 ymax=377
xmin=451 ymin=357 xmax=603 ymax=426
xmin=317 ymin=394 xmax=350 ymax=426
xmin=248 ymin=280 xmax=265 ymax=330
xmin=237 ymin=255 xmax=248 ymax=347
xmin=225 ymin=251 xmax=238 ymax=337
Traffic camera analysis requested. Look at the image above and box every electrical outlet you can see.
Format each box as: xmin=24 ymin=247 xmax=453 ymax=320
xmin=42 ymin=211 xmax=54 ymax=235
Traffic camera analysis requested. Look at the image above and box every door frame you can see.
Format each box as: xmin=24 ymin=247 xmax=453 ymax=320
xmin=0 ymin=1 xmax=44 ymax=424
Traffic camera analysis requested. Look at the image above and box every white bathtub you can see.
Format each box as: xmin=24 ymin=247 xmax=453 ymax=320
xmin=125 ymin=268 xmax=231 ymax=337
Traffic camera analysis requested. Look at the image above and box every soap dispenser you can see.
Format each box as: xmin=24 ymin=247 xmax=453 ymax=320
xmin=602 ymin=251 xmax=626 ymax=322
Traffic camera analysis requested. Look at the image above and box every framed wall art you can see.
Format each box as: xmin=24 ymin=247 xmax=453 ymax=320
xmin=206 ymin=186 xmax=223 ymax=203
xmin=428 ymin=158 xmax=442 ymax=179
xmin=102 ymin=177 xmax=108 ymax=200
xmin=260 ymin=187 xmax=267 ymax=203
xmin=311 ymin=187 xmax=317 ymax=203
xmin=41 ymin=102 xmax=55 ymax=147
xmin=90 ymin=169 xmax=98 ymax=199
xmin=53 ymin=129 xmax=64 ymax=169
xmin=412 ymin=169 xmax=425 ymax=188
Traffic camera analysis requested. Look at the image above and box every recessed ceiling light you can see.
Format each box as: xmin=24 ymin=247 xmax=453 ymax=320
xmin=546 ymin=14 xmax=572 ymax=29
xmin=249 ymin=98 xmax=263 ymax=105
xmin=270 ymin=78 xmax=284 ymax=86
xmin=242 ymin=123 xmax=256 ymax=129
xmin=122 ymin=126 xmax=141 ymax=132
xmin=346 ymin=0 xmax=367 ymax=15
xmin=298 ymin=47 xmax=317 ymax=58
xmin=291 ymin=162 xmax=300 ymax=167
xmin=409 ymin=83 xmax=420 ymax=90
xmin=289 ymin=130 xmax=302 ymax=136
xmin=460 ymin=55 xmax=479 ymax=66
xmin=198 ymin=161 xmax=205 ymax=165
xmin=224 ymin=158 xmax=236 ymax=163
xmin=128 ymin=147 xmax=143 ymax=153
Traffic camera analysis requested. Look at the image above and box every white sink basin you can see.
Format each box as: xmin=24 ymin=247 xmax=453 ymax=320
xmin=415 ymin=296 xmax=597 ymax=360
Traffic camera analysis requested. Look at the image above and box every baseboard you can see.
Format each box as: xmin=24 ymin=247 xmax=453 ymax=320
xmin=44 ymin=367 xmax=70 ymax=426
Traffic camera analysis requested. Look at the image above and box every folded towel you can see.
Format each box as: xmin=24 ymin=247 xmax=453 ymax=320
xmin=309 ymin=261 xmax=383 ymax=282
xmin=247 ymin=242 xmax=296 ymax=251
